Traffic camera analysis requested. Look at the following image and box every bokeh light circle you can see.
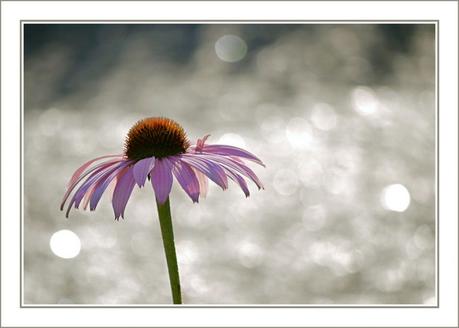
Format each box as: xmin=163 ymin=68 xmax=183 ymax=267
xmin=217 ymin=133 xmax=246 ymax=148
xmin=381 ymin=184 xmax=411 ymax=212
xmin=285 ymin=117 xmax=315 ymax=149
xmin=215 ymin=35 xmax=248 ymax=63
xmin=352 ymin=86 xmax=379 ymax=115
xmin=49 ymin=229 xmax=81 ymax=259
xmin=310 ymin=103 xmax=337 ymax=131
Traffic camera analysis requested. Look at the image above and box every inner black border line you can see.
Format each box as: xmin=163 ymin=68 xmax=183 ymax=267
xmin=19 ymin=19 xmax=440 ymax=309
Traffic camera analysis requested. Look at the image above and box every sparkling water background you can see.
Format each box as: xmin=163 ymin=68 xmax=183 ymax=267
xmin=24 ymin=24 xmax=436 ymax=304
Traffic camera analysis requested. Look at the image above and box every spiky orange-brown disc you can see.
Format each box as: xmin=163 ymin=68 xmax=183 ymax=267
xmin=124 ymin=117 xmax=190 ymax=160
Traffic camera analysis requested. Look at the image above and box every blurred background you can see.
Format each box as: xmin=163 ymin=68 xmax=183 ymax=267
xmin=24 ymin=24 xmax=436 ymax=304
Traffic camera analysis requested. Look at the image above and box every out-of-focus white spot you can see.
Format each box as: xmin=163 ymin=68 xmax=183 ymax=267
xmin=381 ymin=184 xmax=411 ymax=212
xmin=189 ymin=276 xmax=209 ymax=295
xmin=286 ymin=117 xmax=315 ymax=149
xmin=217 ymin=133 xmax=246 ymax=148
xmin=324 ymin=173 xmax=352 ymax=196
xmin=215 ymin=35 xmax=247 ymax=63
xmin=352 ymin=86 xmax=379 ymax=115
xmin=297 ymin=159 xmax=324 ymax=188
xmin=310 ymin=103 xmax=337 ymax=131
xmin=177 ymin=240 xmax=198 ymax=265
xmin=237 ymin=241 xmax=263 ymax=268
xmin=273 ymin=169 xmax=299 ymax=196
xmin=49 ymin=229 xmax=81 ymax=259
xmin=302 ymin=204 xmax=327 ymax=231
xmin=309 ymin=240 xmax=360 ymax=275
xmin=309 ymin=241 xmax=332 ymax=266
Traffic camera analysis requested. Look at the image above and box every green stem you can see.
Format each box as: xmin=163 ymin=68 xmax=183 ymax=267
xmin=156 ymin=197 xmax=182 ymax=304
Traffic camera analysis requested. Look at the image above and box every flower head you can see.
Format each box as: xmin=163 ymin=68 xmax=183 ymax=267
xmin=61 ymin=117 xmax=264 ymax=220
xmin=124 ymin=117 xmax=190 ymax=160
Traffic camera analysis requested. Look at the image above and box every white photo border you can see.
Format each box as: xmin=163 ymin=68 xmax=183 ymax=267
xmin=1 ymin=1 xmax=457 ymax=327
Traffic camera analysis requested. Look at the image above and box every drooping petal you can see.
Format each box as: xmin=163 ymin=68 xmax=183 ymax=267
xmin=82 ymin=181 xmax=98 ymax=210
xmin=232 ymin=161 xmax=264 ymax=190
xmin=73 ymin=176 xmax=101 ymax=209
xmin=193 ymin=168 xmax=208 ymax=198
xmin=227 ymin=156 xmax=264 ymax=187
xmin=179 ymin=154 xmax=228 ymax=190
xmin=112 ymin=167 xmax=136 ymax=220
xmin=201 ymin=154 xmax=264 ymax=190
xmin=89 ymin=161 xmax=131 ymax=211
xmin=200 ymin=145 xmax=265 ymax=166
xmin=132 ymin=157 xmax=155 ymax=187
xmin=64 ymin=160 xmax=125 ymax=217
xmin=224 ymin=168 xmax=250 ymax=197
xmin=67 ymin=154 xmax=124 ymax=188
xmin=61 ymin=158 xmax=123 ymax=211
xmin=151 ymin=158 xmax=173 ymax=204
xmin=171 ymin=158 xmax=200 ymax=203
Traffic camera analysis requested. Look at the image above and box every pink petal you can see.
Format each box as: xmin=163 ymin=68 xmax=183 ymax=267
xmin=193 ymin=168 xmax=208 ymax=198
xmin=201 ymin=145 xmax=265 ymax=166
xmin=179 ymin=154 xmax=228 ymax=190
xmin=151 ymin=158 xmax=173 ymax=204
xmin=224 ymin=169 xmax=250 ymax=197
xmin=89 ymin=161 xmax=131 ymax=211
xmin=132 ymin=157 xmax=155 ymax=187
xmin=67 ymin=154 xmax=124 ymax=188
xmin=64 ymin=161 xmax=123 ymax=217
xmin=195 ymin=134 xmax=211 ymax=152
xmin=201 ymin=154 xmax=264 ymax=190
xmin=112 ymin=167 xmax=136 ymax=220
xmin=82 ymin=182 xmax=98 ymax=210
xmin=171 ymin=158 xmax=200 ymax=203
xmin=61 ymin=159 xmax=122 ymax=211
xmin=82 ymin=162 xmax=128 ymax=204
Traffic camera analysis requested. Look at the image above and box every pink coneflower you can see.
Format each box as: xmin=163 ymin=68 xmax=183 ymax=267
xmin=61 ymin=117 xmax=264 ymax=304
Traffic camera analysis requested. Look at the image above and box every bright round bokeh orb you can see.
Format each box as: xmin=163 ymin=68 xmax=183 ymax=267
xmin=215 ymin=35 xmax=248 ymax=63
xmin=49 ymin=229 xmax=81 ymax=259
xmin=285 ymin=117 xmax=315 ymax=149
xmin=352 ymin=86 xmax=379 ymax=115
xmin=380 ymin=184 xmax=411 ymax=212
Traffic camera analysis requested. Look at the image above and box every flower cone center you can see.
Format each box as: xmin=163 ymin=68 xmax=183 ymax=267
xmin=124 ymin=117 xmax=190 ymax=160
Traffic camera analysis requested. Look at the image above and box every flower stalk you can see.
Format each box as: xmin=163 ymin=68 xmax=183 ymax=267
xmin=156 ymin=197 xmax=182 ymax=304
